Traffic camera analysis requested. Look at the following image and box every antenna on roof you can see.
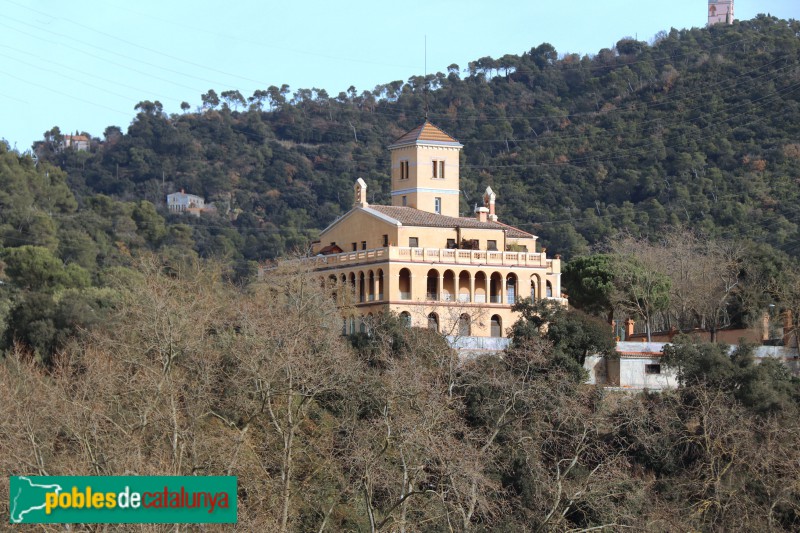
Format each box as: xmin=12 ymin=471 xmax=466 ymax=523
xmin=424 ymin=35 xmax=429 ymax=120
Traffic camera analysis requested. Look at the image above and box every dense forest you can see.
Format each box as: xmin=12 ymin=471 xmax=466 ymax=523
xmin=2 ymin=15 xmax=800 ymax=530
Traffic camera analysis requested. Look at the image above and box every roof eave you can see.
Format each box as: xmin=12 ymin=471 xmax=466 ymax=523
xmin=388 ymin=140 xmax=463 ymax=150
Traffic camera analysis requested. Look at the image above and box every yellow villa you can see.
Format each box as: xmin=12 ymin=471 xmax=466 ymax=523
xmin=309 ymin=121 xmax=565 ymax=341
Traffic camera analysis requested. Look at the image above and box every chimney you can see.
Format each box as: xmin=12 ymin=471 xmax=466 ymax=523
xmin=354 ymin=178 xmax=368 ymax=208
xmin=475 ymin=206 xmax=489 ymax=222
xmin=483 ymin=186 xmax=497 ymax=222
xmin=625 ymin=319 xmax=635 ymax=339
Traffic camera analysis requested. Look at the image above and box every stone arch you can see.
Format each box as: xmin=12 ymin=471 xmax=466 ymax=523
xmin=546 ymin=279 xmax=553 ymax=298
xmin=399 ymin=268 xmax=412 ymax=300
xmin=490 ymin=272 xmax=503 ymax=303
xmin=367 ymin=270 xmax=375 ymax=301
xmin=458 ymin=270 xmax=471 ymax=302
xmin=426 ymin=269 xmax=440 ymax=300
xmin=400 ymin=311 xmax=411 ymax=328
xmin=442 ymin=269 xmax=456 ymax=301
xmin=474 ymin=271 xmax=488 ymax=303
xmin=531 ymin=274 xmax=541 ymax=301
xmin=376 ymin=269 xmax=384 ymax=300
xmin=506 ymin=273 xmax=518 ymax=305
xmin=328 ymin=274 xmax=338 ymax=301
xmin=428 ymin=312 xmax=440 ymax=332
xmin=490 ymin=315 xmax=502 ymax=337
xmin=458 ymin=313 xmax=471 ymax=336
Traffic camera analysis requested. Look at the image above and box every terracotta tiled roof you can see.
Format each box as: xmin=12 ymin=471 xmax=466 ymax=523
xmin=389 ymin=121 xmax=462 ymax=148
xmin=318 ymin=244 xmax=343 ymax=255
xmin=368 ymin=205 xmax=534 ymax=239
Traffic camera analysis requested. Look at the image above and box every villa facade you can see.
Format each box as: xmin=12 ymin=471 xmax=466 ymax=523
xmin=309 ymin=121 xmax=565 ymax=338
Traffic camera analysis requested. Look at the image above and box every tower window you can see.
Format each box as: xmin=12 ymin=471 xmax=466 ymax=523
xmin=361 ymin=241 xmax=367 ymax=250
xmin=434 ymin=197 xmax=442 ymax=214
xmin=409 ymin=237 xmax=419 ymax=248
xmin=382 ymin=234 xmax=389 ymax=247
xmin=400 ymin=161 xmax=409 ymax=180
xmin=402 ymin=195 xmax=407 ymax=206
xmin=432 ymin=160 xmax=445 ymax=179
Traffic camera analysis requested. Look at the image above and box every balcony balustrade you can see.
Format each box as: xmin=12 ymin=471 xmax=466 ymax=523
xmin=312 ymin=246 xmax=553 ymax=269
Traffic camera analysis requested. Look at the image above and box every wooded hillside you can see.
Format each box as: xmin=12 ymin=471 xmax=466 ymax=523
xmin=32 ymin=15 xmax=800 ymax=262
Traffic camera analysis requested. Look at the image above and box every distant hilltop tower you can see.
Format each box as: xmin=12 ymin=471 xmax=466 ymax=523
xmin=708 ymin=0 xmax=734 ymax=26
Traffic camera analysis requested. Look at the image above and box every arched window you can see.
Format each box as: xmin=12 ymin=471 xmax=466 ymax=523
xmin=506 ymin=274 xmax=517 ymax=305
xmin=400 ymin=311 xmax=412 ymax=328
xmin=428 ymin=312 xmax=439 ymax=332
xmin=490 ymin=273 xmax=503 ymax=303
xmin=399 ymin=268 xmax=412 ymax=300
xmin=368 ymin=271 xmax=375 ymax=301
xmin=474 ymin=272 xmax=487 ymax=303
xmin=426 ymin=269 xmax=440 ymax=300
xmin=546 ymin=280 xmax=553 ymax=298
xmin=491 ymin=315 xmax=502 ymax=337
xmin=442 ymin=270 xmax=456 ymax=301
xmin=458 ymin=271 xmax=471 ymax=302
xmin=328 ymin=275 xmax=338 ymax=301
xmin=458 ymin=314 xmax=471 ymax=337
xmin=531 ymin=274 xmax=541 ymax=301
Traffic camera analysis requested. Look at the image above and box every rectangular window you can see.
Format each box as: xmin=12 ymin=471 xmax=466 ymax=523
xmin=487 ymin=240 xmax=497 ymax=251
xmin=399 ymin=160 xmax=409 ymax=180
xmin=434 ymin=197 xmax=442 ymax=214
xmin=402 ymin=195 xmax=407 ymax=206
xmin=446 ymin=238 xmax=456 ymax=249
xmin=382 ymin=234 xmax=389 ymax=247
xmin=352 ymin=242 xmax=357 ymax=252
xmin=409 ymin=237 xmax=419 ymax=248
xmin=431 ymin=160 xmax=445 ymax=179
xmin=645 ymin=364 xmax=662 ymax=375
xmin=361 ymin=241 xmax=367 ymax=250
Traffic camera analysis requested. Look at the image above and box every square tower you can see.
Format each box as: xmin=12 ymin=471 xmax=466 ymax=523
xmin=388 ymin=121 xmax=463 ymax=218
xmin=708 ymin=0 xmax=734 ymax=26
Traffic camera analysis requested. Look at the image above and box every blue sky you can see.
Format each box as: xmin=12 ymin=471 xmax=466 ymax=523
xmin=1 ymin=0 xmax=798 ymax=150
